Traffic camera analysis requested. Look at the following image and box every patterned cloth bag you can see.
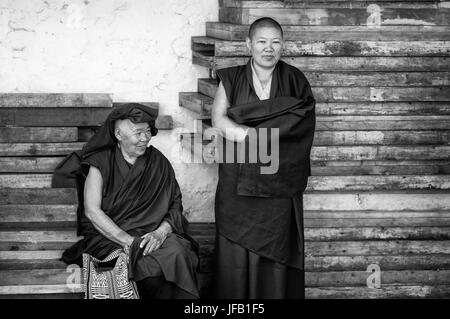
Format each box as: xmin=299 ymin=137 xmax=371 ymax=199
xmin=82 ymin=249 xmax=140 ymax=299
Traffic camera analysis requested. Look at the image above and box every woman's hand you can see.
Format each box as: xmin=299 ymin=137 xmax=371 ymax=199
xmin=140 ymin=221 xmax=172 ymax=256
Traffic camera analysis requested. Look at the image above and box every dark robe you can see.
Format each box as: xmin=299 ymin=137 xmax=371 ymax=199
xmin=213 ymin=60 xmax=316 ymax=298
xmin=53 ymin=103 xmax=200 ymax=298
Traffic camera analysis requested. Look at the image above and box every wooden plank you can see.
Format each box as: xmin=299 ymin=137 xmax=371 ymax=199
xmin=206 ymin=22 xmax=450 ymax=41
xmin=305 ymin=241 xmax=450 ymax=256
xmin=0 ymin=285 xmax=82 ymax=295
xmin=222 ymin=1 xmax=447 ymax=9
xmin=304 ymin=192 xmax=450 ymax=211
xmin=304 ymin=227 xmax=450 ymax=240
xmin=198 ymin=79 xmax=450 ymax=101
xmin=0 ymin=143 xmax=84 ymax=156
xmin=3 ymin=205 xmax=450 ymax=228
xmin=307 ymin=175 xmax=450 ymax=191
xmin=313 ymin=131 xmax=450 ymax=145
xmin=305 ymin=217 xmax=450 ymax=227
xmin=306 ymin=270 xmax=450 ymax=287
xmin=311 ymin=145 xmax=450 ymax=160
xmin=1 ymin=268 xmax=449 ymax=287
xmin=306 ymin=285 xmax=450 ymax=298
xmin=219 ymin=7 xmax=450 ymax=26
xmin=204 ymin=55 xmax=450 ymax=71
xmin=315 ymin=102 xmax=450 ymax=115
xmin=0 ymin=174 xmax=54 ymax=188
xmin=0 ymin=250 xmax=64 ymax=261
xmin=0 ymin=205 xmax=76 ymax=227
xmin=0 ymin=157 xmax=64 ymax=173
xmin=0 ymin=108 xmax=172 ymax=129
xmin=212 ymin=39 xmax=450 ymax=57
xmin=200 ymin=72 xmax=450 ymax=92
xmin=305 ymin=255 xmax=450 ymax=272
xmin=179 ymin=92 xmax=450 ymax=116
xmin=0 ymin=127 xmax=77 ymax=143
xmin=2 ymin=173 xmax=450 ymax=192
xmin=0 ymin=188 xmax=77 ymax=205
xmin=310 ymin=161 xmax=450 ymax=175
xmin=0 ymin=94 xmax=112 ymax=108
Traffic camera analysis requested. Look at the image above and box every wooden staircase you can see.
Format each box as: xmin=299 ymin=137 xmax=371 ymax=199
xmin=0 ymin=94 xmax=175 ymax=298
xmin=179 ymin=0 xmax=450 ymax=298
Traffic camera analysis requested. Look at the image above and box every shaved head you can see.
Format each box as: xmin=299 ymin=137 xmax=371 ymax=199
xmin=248 ymin=17 xmax=283 ymax=40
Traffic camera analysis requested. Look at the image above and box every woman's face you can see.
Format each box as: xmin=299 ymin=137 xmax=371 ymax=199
xmin=246 ymin=26 xmax=283 ymax=69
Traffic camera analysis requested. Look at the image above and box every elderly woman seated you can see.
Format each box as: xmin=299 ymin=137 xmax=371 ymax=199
xmin=55 ymin=103 xmax=199 ymax=299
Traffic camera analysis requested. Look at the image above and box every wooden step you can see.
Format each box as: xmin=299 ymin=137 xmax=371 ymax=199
xmin=0 ymin=108 xmax=172 ymax=129
xmin=200 ymin=71 xmax=450 ymax=90
xmin=3 ymin=205 xmax=450 ymax=228
xmin=3 ymin=250 xmax=449 ymax=272
xmin=2 ymin=189 xmax=449 ymax=210
xmin=193 ymin=37 xmax=450 ymax=57
xmin=0 ymin=158 xmax=64 ymax=173
xmin=198 ymin=80 xmax=450 ymax=102
xmin=309 ymin=160 xmax=450 ymax=175
xmin=218 ymin=6 xmax=450 ymax=26
xmin=306 ymin=285 xmax=450 ymax=298
xmin=1 ymin=268 xmax=449 ymax=289
xmin=0 ymin=94 xmax=112 ymax=108
xmin=193 ymin=52 xmax=450 ymax=71
xmin=221 ymin=1 xmax=448 ymax=10
xmin=1 ymin=230 xmax=450 ymax=253
xmin=206 ymin=22 xmax=450 ymax=41
xmin=0 ymin=188 xmax=77 ymax=205
xmin=306 ymin=240 xmax=450 ymax=256
xmin=0 ymin=143 xmax=84 ymax=156
xmin=181 ymin=137 xmax=450 ymax=161
xmin=2 ymin=250 xmax=450 ymax=272
xmin=180 ymin=92 xmax=450 ymax=116
xmin=8 ymin=172 xmax=447 ymax=190
xmin=0 ymin=127 xmax=78 ymax=143
xmin=184 ymin=125 xmax=450 ymax=146
xmin=0 ymin=205 xmax=77 ymax=228
xmin=1 ymin=231 xmax=449 ymax=255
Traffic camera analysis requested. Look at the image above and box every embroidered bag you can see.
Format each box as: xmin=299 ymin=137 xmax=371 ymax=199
xmin=82 ymin=249 xmax=139 ymax=299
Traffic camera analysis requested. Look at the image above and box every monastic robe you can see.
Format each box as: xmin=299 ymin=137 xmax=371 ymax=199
xmin=215 ymin=59 xmax=316 ymax=269
xmin=53 ymin=103 xmax=199 ymax=298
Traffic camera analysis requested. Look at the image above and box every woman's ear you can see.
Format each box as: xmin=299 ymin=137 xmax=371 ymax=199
xmin=246 ymin=36 xmax=252 ymax=54
xmin=114 ymin=128 xmax=122 ymax=141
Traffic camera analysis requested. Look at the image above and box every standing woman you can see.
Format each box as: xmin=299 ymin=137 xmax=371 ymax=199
xmin=211 ymin=17 xmax=316 ymax=298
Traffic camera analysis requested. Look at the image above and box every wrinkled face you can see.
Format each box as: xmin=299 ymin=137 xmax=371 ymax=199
xmin=115 ymin=120 xmax=151 ymax=158
xmin=246 ymin=26 xmax=283 ymax=69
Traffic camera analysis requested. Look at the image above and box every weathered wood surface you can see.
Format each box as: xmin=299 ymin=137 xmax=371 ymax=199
xmin=210 ymin=39 xmax=450 ymax=57
xmin=221 ymin=1 xmax=449 ymax=9
xmin=3 ymin=173 xmax=450 ymax=189
xmin=3 ymin=204 xmax=450 ymax=227
xmin=193 ymin=53 xmax=450 ymax=71
xmin=0 ymin=188 xmax=77 ymax=205
xmin=180 ymin=92 xmax=450 ymax=116
xmin=2 ymin=189 xmax=449 ymax=211
xmin=219 ymin=7 xmax=450 ymax=26
xmin=0 ymin=128 xmax=77 ymax=143
xmin=0 ymin=143 xmax=84 ymax=156
xmin=0 ymin=108 xmax=172 ymax=129
xmin=1 ymin=268 xmax=449 ymax=287
xmin=0 ymin=158 xmax=63 ymax=173
xmin=200 ymin=72 xmax=450 ymax=90
xmin=306 ymin=285 xmax=450 ymax=299
xmin=0 ymin=94 xmax=112 ymax=108
xmin=206 ymin=22 xmax=450 ymax=41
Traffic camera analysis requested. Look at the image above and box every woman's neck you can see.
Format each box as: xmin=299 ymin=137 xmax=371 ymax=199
xmin=252 ymin=59 xmax=275 ymax=82
xmin=118 ymin=144 xmax=137 ymax=165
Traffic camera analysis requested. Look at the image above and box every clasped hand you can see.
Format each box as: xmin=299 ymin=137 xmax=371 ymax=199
xmin=139 ymin=229 xmax=168 ymax=256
